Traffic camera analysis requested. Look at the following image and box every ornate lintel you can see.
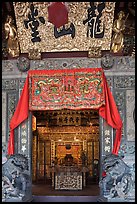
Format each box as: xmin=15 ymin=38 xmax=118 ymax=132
xmin=28 ymin=48 xmax=41 ymax=60
xmin=13 ymin=2 xmax=115 ymax=53
xmin=88 ymin=47 xmax=101 ymax=58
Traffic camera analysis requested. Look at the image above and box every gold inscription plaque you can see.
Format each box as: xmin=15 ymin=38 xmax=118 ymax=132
xmin=13 ymin=2 xmax=115 ymax=54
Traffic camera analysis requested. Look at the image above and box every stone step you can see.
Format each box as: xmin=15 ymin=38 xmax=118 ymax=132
xmin=32 ymin=195 xmax=99 ymax=202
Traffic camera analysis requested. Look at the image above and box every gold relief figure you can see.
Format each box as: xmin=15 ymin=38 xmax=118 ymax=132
xmin=111 ymin=11 xmax=128 ymax=53
xmin=4 ymin=15 xmax=20 ymax=57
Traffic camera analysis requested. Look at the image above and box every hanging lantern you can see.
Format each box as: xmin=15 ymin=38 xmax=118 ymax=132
xmin=48 ymin=2 xmax=68 ymax=28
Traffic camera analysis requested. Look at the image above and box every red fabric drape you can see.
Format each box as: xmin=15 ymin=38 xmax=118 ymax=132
xmin=7 ymin=69 xmax=122 ymax=156
xmin=99 ymin=73 xmax=123 ymax=155
xmin=29 ymin=68 xmax=105 ymax=110
xmin=8 ymin=76 xmax=29 ymax=155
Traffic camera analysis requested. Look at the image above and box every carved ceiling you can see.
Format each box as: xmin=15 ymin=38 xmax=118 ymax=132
xmin=2 ymin=2 xmax=135 ymax=59
xmin=33 ymin=109 xmax=99 ymax=128
xmin=32 ymin=109 xmax=99 ymax=142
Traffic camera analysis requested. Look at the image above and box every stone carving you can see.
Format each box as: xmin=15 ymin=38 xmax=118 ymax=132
xmin=99 ymin=154 xmax=135 ymax=200
xmin=2 ymin=92 xmax=7 ymax=143
xmin=106 ymin=76 xmax=113 ymax=87
xmin=19 ymin=79 xmax=26 ymax=89
xmin=7 ymin=94 xmax=17 ymax=137
xmin=2 ymin=57 xmax=135 ymax=75
xmin=114 ymin=91 xmax=125 ymax=108
xmin=2 ymin=79 xmax=18 ymax=90
xmin=101 ymin=54 xmax=114 ymax=69
xmin=17 ymin=57 xmax=30 ymax=72
xmin=119 ymin=142 xmax=135 ymax=157
xmin=123 ymin=36 xmax=134 ymax=56
xmin=133 ymin=108 xmax=135 ymax=123
xmin=30 ymin=58 xmax=99 ymax=70
xmin=2 ymin=143 xmax=8 ymax=156
xmin=2 ymin=60 xmax=18 ymax=74
xmin=127 ymin=145 xmax=135 ymax=155
xmin=131 ymin=36 xmax=135 ymax=56
xmin=114 ymin=76 xmax=135 ymax=89
xmin=126 ymin=90 xmax=135 ymax=141
xmin=2 ymin=154 xmax=31 ymax=202
xmin=116 ymin=56 xmax=135 ymax=70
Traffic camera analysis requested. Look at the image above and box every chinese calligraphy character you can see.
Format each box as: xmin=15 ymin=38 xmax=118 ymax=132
xmin=104 ymin=146 xmax=111 ymax=152
xmin=105 ymin=137 xmax=110 ymax=144
xmin=21 ymin=138 xmax=27 ymax=144
xmin=21 ymin=145 xmax=27 ymax=153
xmin=54 ymin=23 xmax=75 ymax=39
xmin=22 ymin=131 xmax=27 ymax=137
xmin=83 ymin=2 xmax=105 ymax=38
xmin=105 ymin=130 xmax=110 ymax=136
xmin=24 ymin=4 xmax=45 ymax=43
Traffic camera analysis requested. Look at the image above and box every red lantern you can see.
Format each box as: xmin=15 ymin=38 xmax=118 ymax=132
xmin=48 ymin=2 xmax=68 ymax=28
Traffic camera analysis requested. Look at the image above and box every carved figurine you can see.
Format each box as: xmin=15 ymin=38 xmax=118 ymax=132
xmin=111 ymin=11 xmax=127 ymax=53
xmin=99 ymin=154 xmax=134 ymax=199
xmin=4 ymin=15 xmax=20 ymax=57
xmin=2 ymin=154 xmax=31 ymax=202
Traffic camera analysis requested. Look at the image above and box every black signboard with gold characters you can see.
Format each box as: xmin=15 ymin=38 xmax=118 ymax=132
xmin=13 ymin=2 xmax=115 ymax=58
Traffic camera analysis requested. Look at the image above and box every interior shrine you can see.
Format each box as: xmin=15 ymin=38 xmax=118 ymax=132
xmin=32 ymin=109 xmax=99 ymax=189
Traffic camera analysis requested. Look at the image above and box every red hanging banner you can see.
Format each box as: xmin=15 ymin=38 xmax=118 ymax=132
xmin=8 ymin=76 xmax=29 ymax=155
xmin=8 ymin=68 xmax=122 ymax=156
xmin=99 ymin=72 xmax=123 ymax=155
xmin=29 ymin=68 xmax=105 ymax=110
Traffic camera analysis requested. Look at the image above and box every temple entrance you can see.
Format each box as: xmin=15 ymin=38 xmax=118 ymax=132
xmin=32 ymin=109 xmax=100 ymax=196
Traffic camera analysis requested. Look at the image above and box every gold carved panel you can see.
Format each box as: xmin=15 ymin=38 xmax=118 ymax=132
xmin=13 ymin=2 xmax=115 ymax=54
xmin=32 ymin=135 xmax=37 ymax=181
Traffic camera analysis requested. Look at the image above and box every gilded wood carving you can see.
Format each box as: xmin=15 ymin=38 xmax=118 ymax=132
xmin=13 ymin=2 xmax=115 ymax=55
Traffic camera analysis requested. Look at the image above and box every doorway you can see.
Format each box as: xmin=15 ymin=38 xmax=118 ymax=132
xmin=31 ymin=109 xmax=100 ymax=196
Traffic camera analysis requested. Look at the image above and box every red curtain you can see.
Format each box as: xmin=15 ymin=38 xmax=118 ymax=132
xmin=8 ymin=76 xmax=29 ymax=155
xmin=7 ymin=69 xmax=122 ymax=155
xmin=99 ymin=73 xmax=123 ymax=155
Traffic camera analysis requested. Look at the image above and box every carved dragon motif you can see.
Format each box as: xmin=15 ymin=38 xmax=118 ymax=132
xmin=2 ymin=154 xmax=31 ymax=202
xmin=99 ymin=154 xmax=134 ymax=199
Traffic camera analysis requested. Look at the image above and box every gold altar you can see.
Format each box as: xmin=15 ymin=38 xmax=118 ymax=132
xmin=32 ymin=109 xmax=99 ymax=189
